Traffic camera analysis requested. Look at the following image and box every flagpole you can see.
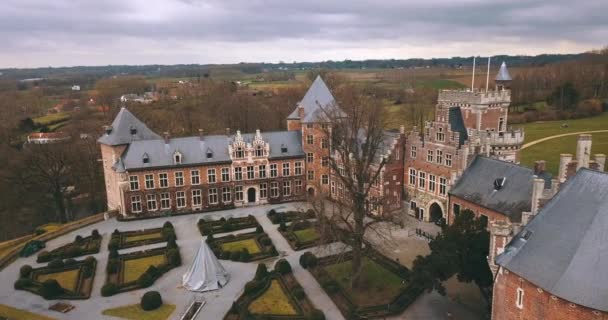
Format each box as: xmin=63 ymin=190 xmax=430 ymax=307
xmin=486 ymin=56 xmax=491 ymax=92
xmin=471 ymin=56 xmax=476 ymax=91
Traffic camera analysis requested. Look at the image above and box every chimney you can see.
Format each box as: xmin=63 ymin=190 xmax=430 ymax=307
xmin=558 ymin=154 xmax=573 ymax=183
xmin=530 ymin=178 xmax=546 ymax=216
xmin=298 ymin=105 xmax=305 ymax=118
xmin=399 ymin=125 xmax=405 ymax=135
xmin=225 ymin=128 xmax=231 ymax=136
xmin=488 ymin=220 xmax=512 ymax=276
xmin=533 ymin=160 xmax=546 ymax=175
xmin=595 ymin=154 xmax=606 ymax=172
xmin=198 ymin=129 xmax=204 ymax=141
xmin=163 ymin=132 xmax=170 ymax=144
xmin=576 ymin=134 xmax=592 ymax=170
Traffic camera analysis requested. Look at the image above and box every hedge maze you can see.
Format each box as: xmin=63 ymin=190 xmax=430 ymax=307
xmin=15 ymin=257 xmax=97 ymax=300
xmin=198 ymin=215 xmax=260 ymax=236
xmin=207 ymin=228 xmax=278 ymax=263
xmin=36 ymin=229 xmax=102 ymax=263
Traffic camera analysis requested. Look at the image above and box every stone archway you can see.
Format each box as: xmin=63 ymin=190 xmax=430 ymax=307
xmin=429 ymin=202 xmax=444 ymax=224
xmin=247 ymin=187 xmax=256 ymax=203
xmin=307 ymin=187 xmax=315 ymax=197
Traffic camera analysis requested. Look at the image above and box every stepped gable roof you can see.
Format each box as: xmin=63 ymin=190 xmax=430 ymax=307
xmin=495 ymin=61 xmax=512 ymax=81
xmin=287 ymin=76 xmax=344 ymax=122
xmin=98 ymin=107 xmax=161 ymax=146
xmin=449 ymin=156 xmax=549 ymax=221
xmin=496 ymin=169 xmax=608 ymax=312
xmin=448 ymin=106 xmax=469 ymax=146
xmin=120 ymin=130 xmax=303 ymax=171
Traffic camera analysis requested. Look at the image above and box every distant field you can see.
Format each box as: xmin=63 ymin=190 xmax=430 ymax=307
xmin=32 ymin=112 xmax=71 ymax=127
xmin=517 ymin=112 xmax=608 ymax=143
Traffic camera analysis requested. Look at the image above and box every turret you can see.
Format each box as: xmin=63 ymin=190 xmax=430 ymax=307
xmin=495 ymin=62 xmax=512 ymax=91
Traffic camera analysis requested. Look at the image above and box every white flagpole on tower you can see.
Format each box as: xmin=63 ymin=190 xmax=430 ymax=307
xmin=486 ymin=56 xmax=491 ymax=92
xmin=471 ymin=56 xmax=476 ymax=91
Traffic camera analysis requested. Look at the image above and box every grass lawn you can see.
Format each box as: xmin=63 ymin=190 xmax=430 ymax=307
xmin=102 ymin=303 xmax=176 ymax=320
xmin=248 ymin=280 xmax=298 ymax=316
xmin=32 ymin=112 xmax=70 ymax=126
xmin=123 ymin=255 xmax=166 ymax=283
xmin=36 ymin=269 xmax=80 ymax=292
xmin=125 ymin=232 xmax=162 ymax=243
xmin=293 ymin=228 xmax=320 ymax=243
xmin=324 ymin=257 xmax=406 ymax=307
xmin=518 ymin=112 xmax=608 ymax=143
xmin=221 ymin=239 xmax=261 ymax=254
xmin=521 ymin=131 xmax=608 ymax=175
xmin=0 ymin=304 xmax=56 ymax=320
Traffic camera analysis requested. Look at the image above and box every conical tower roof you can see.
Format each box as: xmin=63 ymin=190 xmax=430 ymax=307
xmin=495 ymin=61 xmax=512 ymax=81
xmin=287 ymin=76 xmax=344 ymax=122
xmin=182 ymin=240 xmax=229 ymax=292
xmin=98 ymin=107 xmax=160 ymax=146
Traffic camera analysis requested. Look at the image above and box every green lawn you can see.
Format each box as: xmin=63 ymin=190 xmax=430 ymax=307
xmin=324 ymin=257 xmax=406 ymax=307
xmin=517 ymin=112 xmax=608 ymax=143
xmin=123 ymin=255 xmax=166 ymax=283
xmin=293 ymin=228 xmax=320 ymax=243
xmin=521 ymin=131 xmax=608 ymax=175
xmin=32 ymin=112 xmax=71 ymax=126
xmin=125 ymin=232 xmax=162 ymax=243
xmin=248 ymin=280 xmax=298 ymax=316
xmin=102 ymin=304 xmax=175 ymax=320
xmin=221 ymin=239 xmax=262 ymax=254
xmin=36 ymin=269 xmax=80 ymax=292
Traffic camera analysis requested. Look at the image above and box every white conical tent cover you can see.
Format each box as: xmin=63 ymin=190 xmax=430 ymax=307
xmin=182 ymin=240 xmax=229 ymax=292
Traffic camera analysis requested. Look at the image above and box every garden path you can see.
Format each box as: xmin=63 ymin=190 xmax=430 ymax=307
xmin=521 ymin=129 xmax=608 ymax=149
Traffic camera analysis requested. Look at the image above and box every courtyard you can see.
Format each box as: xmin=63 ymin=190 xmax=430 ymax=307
xmin=0 ymin=202 xmax=486 ymax=320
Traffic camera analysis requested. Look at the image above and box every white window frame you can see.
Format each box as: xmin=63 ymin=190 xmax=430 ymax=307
xmin=283 ymin=181 xmax=291 ymax=196
xmin=429 ymin=174 xmax=436 ymax=192
xmin=270 ymin=164 xmax=278 ymax=178
xmin=306 ymin=152 xmax=314 ymax=163
xmin=192 ymin=189 xmax=202 ymax=207
xmin=427 ymin=150 xmax=434 ymax=162
xmin=235 ymin=186 xmax=243 ymax=201
xmin=234 ymin=167 xmax=243 ymax=181
xmin=307 ymin=170 xmax=314 ymax=181
xmin=282 ymin=163 xmax=290 ymax=176
xmin=175 ymin=171 xmax=184 ymax=187
xmin=207 ymin=169 xmax=216 ymax=183
xmin=145 ymin=174 xmax=154 ymax=189
xmin=159 ymin=173 xmax=169 ymax=188
xmin=436 ymin=150 xmax=443 ymax=164
xmin=321 ymin=174 xmax=329 ymax=185
xmin=208 ymin=188 xmax=218 ymax=204
xmin=260 ymin=183 xmax=267 ymax=199
xmin=516 ymin=288 xmax=524 ymax=309
xmin=222 ymin=187 xmax=231 ymax=203
xmin=176 ymin=191 xmax=186 ymax=208
xmin=131 ymin=195 xmax=142 ymax=213
xmin=160 ymin=192 xmax=170 ymax=209
xmin=295 ymin=180 xmax=303 ymax=193
xmin=306 ymin=134 xmax=314 ymax=145
xmin=419 ymin=172 xmax=426 ymax=189
xmin=445 ymin=154 xmax=452 ymax=167
xmin=411 ymin=146 xmax=417 ymax=158
xmin=439 ymin=177 xmax=447 ymax=196
xmin=247 ymin=166 xmax=254 ymax=180
xmin=129 ymin=176 xmax=139 ymax=191
xmin=221 ymin=167 xmax=230 ymax=182
xmin=409 ymin=169 xmax=417 ymax=185
xmin=146 ymin=194 xmax=157 ymax=211
xmin=191 ymin=170 xmax=200 ymax=185
xmin=270 ymin=182 xmax=279 ymax=198
xmin=259 ymin=165 xmax=267 ymax=178
xmin=295 ymin=162 xmax=303 ymax=175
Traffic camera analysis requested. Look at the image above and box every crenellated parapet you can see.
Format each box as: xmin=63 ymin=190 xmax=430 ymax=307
xmin=477 ymin=128 xmax=524 ymax=147
xmin=438 ymin=89 xmax=511 ymax=105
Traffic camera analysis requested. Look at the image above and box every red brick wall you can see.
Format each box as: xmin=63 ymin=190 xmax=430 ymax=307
xmin=448 ymin=195 xmax=509 ymax=225
xmin=492 ymin=268 xmax=608 ymax=320
xmin=301 ymin=123 xmax=331 ymax=195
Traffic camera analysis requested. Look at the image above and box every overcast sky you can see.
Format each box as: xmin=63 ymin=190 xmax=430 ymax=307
xmin=1 ymin=0 xmax=607 ymax=68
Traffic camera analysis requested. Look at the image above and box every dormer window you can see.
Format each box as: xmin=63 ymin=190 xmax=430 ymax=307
xmin=494 ymin=177 xmax=506 ymax=190
xmin=235 ymin=147 xmax=244 ymax=159
xmin=281 ymin=144 xmax=288 ymax=153
xmin=142 ymin=153 xmax=150 ymax=164
xmin=130 ymin=126 xmax=137 ymax=135
xmin=174 ymin=152 xmax=182 ymax=164
xmin=206 ymin=149 xmax=213 ymax=159
xmin=255 ymin=145 xmax=264 ymax=157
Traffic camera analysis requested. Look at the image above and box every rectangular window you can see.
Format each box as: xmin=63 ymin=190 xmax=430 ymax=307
xmin=411 ymin=146 xmax=417 ymax=158
xmin=436 ymin=150 xmax=443 ymax=164
xmin=295 ymin=180 xmax=302 ymax=193
xmin=159 ymin=173 xmax=168 ymax=188
xmin=409 ymin=169 xmax=417 ymax=185
xmin=410 ymin=201 xmax=417 ymax=210
xmin=129 ymin=176 xmax=139 ymax=191
xmin=445 ymin=154 xmax=452 ymax=167
xmin=306 ymin=152 xmax=314 ymax=163
xmin=247 ymin=166 xmax=254 ymax=180
xmin=259 ymin=165 xmax=266 ymax=178
xmin=306 ymin=135 xmax=313 ymax=145
xmin=192 ymin=189 xmax=202 ymax=207
xmin=306 ymin=123 xmax=313 ymax=129
xmin=439 ymin=177 xmax=447 ymax=196
xmin=307 ymin=170 xmax=314 ymax=181
xmin=208 ymin=188 xmax=218 ymax=204
xmin=419 ymin=172 xmax=426 ymax=189
xmin=260 ymin=183 xmax=267 ymax=199
xmin=499 ymin=117 xmax=505 ymax=132
xmin=176 ymin=191 xmax=186 ymax=208
xmin=131 ymin=196 xmax=142 ymax=213
xmin=270 ymin=164 xmax=278 ymax=177
xmin=145 ymin=174 xmax=154 ymax=189
xmin=516 ymin=288 xmax=524 ymax=309
xmin=222 ymin=187 xmax=231 ymax=202
xmin=175 ymin=172 xmax=184 ymax=186
xmin=338 ymin=183 xmax=344 ymax=197
xmin=235 ymin=186 xmax=243 ymax=201
xmin=321 ymin=138 xmax=329 ymax=149
xmin=160 ymin=193 xmax=170 ymax=209
xmin=436 ymin=127 xmax=445 ymax=141
xmin=207 ymin=169 xmax=216 ymax=183
xmin=146 ymin=194 xmax=157 ymax=211
xmin=453 ymin=203 xmax=461 ymax=217
xmin=282 ymin=163 xmax=290 ymax=176
xmin=295 ymin=162 xmax=303 ymax=175
xmin=234 ymin=167 xmax=242 ymax=181
xmin=331 ymin=181 xmax=336 ymax=194
xmin=322 ymin=174 xmax=329 ymax=185
xmin=221 ymin=167 xmax=230 ymax=182
xmin=283 ymin=181 xmax=291 ymax=196
xmin=427 ymin=150 xmax=434 ymax=162
xmin=429 ymin=175 xmax=436 ymax=192
xmin=322 ymin=157 xmax=329 ymax=167
xmin=191 ymin=170 xmax=200 ymax=185
xmin=270 ymin=182 xmax=279 ymax=198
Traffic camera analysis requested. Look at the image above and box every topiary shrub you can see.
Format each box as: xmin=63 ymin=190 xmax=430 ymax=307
xmin=206 ymin=234 xmax=214 ymax=243
xmin=299 ymin=252 xmax=317 ymax=269
xmin=275 ymin=259 xmax=292 ymax=274
xmin=64 ymin=258 xmax=77 ymax=266
xmin=163 ymin=221 xmax=173 ymax=229
xmin=37 ymin=250 xmax=51 ymax=263
xmin=309 ymin=309 xmax=326 ymax=320
xmin=259 ymin=236 xmax=272 ymax=246
xmin=14 ymin=278 xmax=33 ymax=290
xmin=255 ymin=263 xmax=268 ymax=280
xmin=244 ymin=280 xmax=262 ymax=294
xmin=40 ymin=279 xmax=63 ymax=299
xmin=141 ymin=291 xmax=163 ymax=311
xmin=74 ymin=235 xmax=84 ymax=244
xmin=240 ymin=249 xmax=251 ymax=262
xmin=219 ymin=217 xmax=226 ymax=223
xmin=48 ymin=259 xmax=64 ymax=269
xmin=101 ymin=283 xmax=119 ymax=296
xmin=269 ymin=245 xmax=278 ymax=256
xmin=84 ymin=256 xmax=96 ymax=267
xmin=108 ymin=238 xmax=120 ymax=251
xmin=113 ymin=229 xmax=120 ymax=235
xmin=137 ymin=270 xmax=155 ymax=288
xmin=109 ymin=248 xmax=119 ymax=259
xmin=82 ymin=264 xmax=94 ymax=278
xmin=268 ymin=209 xmax=276 ymax=217
xmin=162 ymin=228 xmax=176 ymax=241
xmin=167 ymin=249 xmax=181 ymax=266
xmin=230 ymin=251 xmax=240 ymax=261
xmin=65 ymin=246 xmax=82 ymax=258
xmin=91 ymin=229 xmax=101 ymax=239
xmin=293 ymin=286 xmax=305 ymax=300
xmin=19 ymin=265 xmax=33 ymax=278
xmin=106 ymin=259 xmax=120 ymax=274
xmin=256 ymin=225 xmax=264 ymax=233
xmin=279 ymin=221 xmax=287 ymax=232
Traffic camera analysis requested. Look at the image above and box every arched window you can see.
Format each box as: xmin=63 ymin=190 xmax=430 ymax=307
xmin=235 ymin=147 xmax=244 ymax=159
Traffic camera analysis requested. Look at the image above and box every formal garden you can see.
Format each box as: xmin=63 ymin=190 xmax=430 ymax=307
xmin=198 ymin=215 xmax=260 ymax=236
xmin=207 ymin=227 xmax=278 ymax=262
xmin=14 ymin=256 xmax=97 ymax=300
xmin=224 ymin=260 xmax=325 ymax=320
xmin=108 ymin=222 xmax=176 ymax=250
xmin=36 ymin=229 xmax=102 ymax=263
xmin=266 ymin=209 xmax=315 ymax=224
xmin=278 ymin=220 xmax=325 ymax=251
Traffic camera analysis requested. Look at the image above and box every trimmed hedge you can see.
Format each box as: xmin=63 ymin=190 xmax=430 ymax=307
xmin=198 ymin=215 xmax=260 ymax=236
xmin=267 ymin=209 xmax=315 ymax=224
xmin=36 ymin=231 xmax=102 ymax=262
xmin=210 ymin=231 xmax=278 ymax=262
xmin=141 ymin=291 xmax=163 ymax=311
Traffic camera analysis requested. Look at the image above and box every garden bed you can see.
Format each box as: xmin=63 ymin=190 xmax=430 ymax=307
xmin=207 ymin=230 xmax=277 ymax=262
xmin=101 ymin=241 xmax=181 ymax=296
xmin=109 ymin=222 xmax=176 ymax=250
xmin=279 ymin=220 xmax=327 ymax=251
xmin=198 ymin=215 xmax=260 ymax=236
xmin=37 ymin=230 xmax=102 ymax=263
xmin=14 ymin=257 xmax=97 ymax=300
xmin=266 ymin=209 xmax=315 ymax=224
xmin=304 ymin=249 xmax=422 ymax=319
xmin=224 ymin=260 xmax=324 ymax=320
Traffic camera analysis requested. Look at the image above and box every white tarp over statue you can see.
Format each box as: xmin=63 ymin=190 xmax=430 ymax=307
xmin=182 ymin=240 xmax=229 ymax=292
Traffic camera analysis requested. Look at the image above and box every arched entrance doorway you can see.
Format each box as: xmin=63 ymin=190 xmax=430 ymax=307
xmin=247 ymin=188 xmax=256 ymax=203
xmin=307 ymin=187 xmax=315 ymax=197
xmin=429 ymin=202 xmax=444 ymax=225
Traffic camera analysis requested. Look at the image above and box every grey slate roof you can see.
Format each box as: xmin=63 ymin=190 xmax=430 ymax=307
xmin=496 ymin=169 xmax=608 ymax=312
xmin=287 ymin=76 xmax=344 ymax=122
xmin=448 ymin=107 xmax=468 ymax=146
xmin=98 ymin=108 xmax=161 ymax=146
xmin=495 ymin=61 xmax=512 ymax=81
xmin=449 ymin=156 xmax=546 ymax=221
xmin=120 ymin=130 xmax=303 ymax=171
